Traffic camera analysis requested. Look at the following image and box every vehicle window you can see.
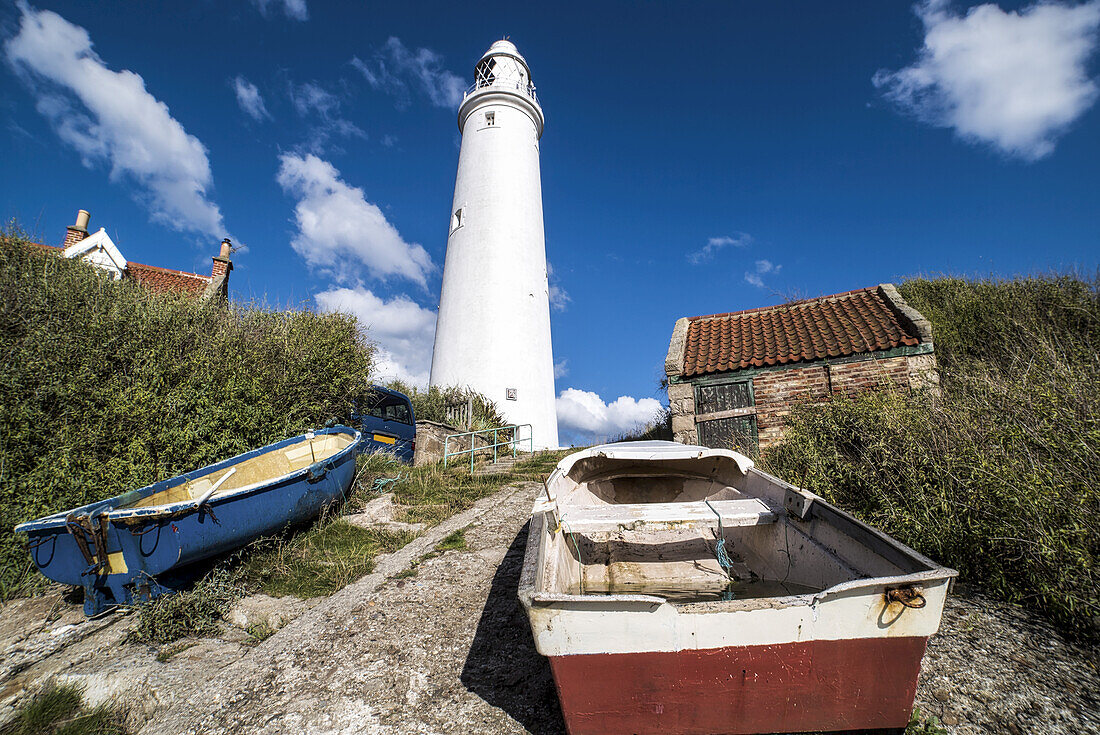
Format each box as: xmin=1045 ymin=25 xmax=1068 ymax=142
xmin=360 ymin=392 xmax=386 ymax=419
xmin=384 ymin=402 xmax=412 ymax=425
xmin=356 ymin=392 xmax=411 ymax=425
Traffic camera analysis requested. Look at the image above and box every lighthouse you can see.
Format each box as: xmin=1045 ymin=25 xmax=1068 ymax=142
xmin=429 ymin=39 xmax=559 ymax=449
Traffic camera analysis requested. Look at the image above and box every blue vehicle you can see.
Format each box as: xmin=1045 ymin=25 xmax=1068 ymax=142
xmin=15 ymin=426 xmax=362 ymax=616
xmin=348 ymin=385 xmax=416 ymax=464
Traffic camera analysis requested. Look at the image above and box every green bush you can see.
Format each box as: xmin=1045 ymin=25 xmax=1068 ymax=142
xmin=382 ymin=379 xmax=507 ymax=431
xmin=0 ymin=232 xmax=375 ymax=599
xmin=762 ymin=274 xmax=1099 ymax=640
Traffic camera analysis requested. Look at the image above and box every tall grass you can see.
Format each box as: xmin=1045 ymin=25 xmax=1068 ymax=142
xmin=0 ymin=231 xmax=375 ymax=599
xmin=762 ymin=274 xmax=1099 ymax=640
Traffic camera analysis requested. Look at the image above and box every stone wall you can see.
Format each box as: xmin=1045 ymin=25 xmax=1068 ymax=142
xmin=413 ymin=420 xmax=494 ymax=466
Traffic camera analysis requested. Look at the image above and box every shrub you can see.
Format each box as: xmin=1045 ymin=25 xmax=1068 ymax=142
xmin=762 ymin=274 xmax=1099 ymax=640
xmin=0 ymin=231 xmax=375 ymax=599
xmin=129 ymin=566 xmax=246 ymax=645
xmin=382 ymin=379 xmax=507 ymax=430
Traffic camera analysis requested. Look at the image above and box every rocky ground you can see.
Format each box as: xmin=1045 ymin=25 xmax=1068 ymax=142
xmin=2 ymin=480 xmax=1097 ymax=734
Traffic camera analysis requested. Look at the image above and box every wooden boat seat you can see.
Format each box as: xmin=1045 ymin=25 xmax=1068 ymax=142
xmin=560 ymin=498 xmax=778 ymax=534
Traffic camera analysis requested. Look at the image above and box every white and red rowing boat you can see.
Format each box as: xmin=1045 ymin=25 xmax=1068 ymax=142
xmin=518 ymin=441 xmax=955 ymax=735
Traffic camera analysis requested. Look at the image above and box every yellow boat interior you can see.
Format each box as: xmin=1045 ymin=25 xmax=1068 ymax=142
xmin=127 ymin=433 xmax=356 ymax=509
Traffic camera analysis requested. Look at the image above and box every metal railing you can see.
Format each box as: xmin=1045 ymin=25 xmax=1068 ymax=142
xmin=464 ymin=79 xmax=539 ymax=105
xmin=443 ymin=424 xmax=533 ymax=471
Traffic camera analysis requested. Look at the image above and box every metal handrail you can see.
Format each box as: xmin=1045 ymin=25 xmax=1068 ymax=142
xmin=464 ymin=79 xmax=538 ymax=104
xmin=443 ymin=424 xmax=534 ymax=471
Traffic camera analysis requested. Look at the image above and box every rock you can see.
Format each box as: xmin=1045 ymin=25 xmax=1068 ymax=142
xmin=226 ymin=594 xmax=311 ymax=632
xmin=943 ymin=713 xmax=959 ymax=726
xmin=933 ymin=688 xmax=951 ymax=702
xmin=343 ymin=493 xmax=425 ymax=534
xmin=349 ymin=493 xmax=395 ymax=524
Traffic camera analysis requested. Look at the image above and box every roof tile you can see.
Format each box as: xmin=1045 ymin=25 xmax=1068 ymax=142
xmin=681 ymin=287 xmax=921 ymax=377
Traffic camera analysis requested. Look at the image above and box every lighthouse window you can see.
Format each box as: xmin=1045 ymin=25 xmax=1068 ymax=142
xmin=450 ymin=208 xmax=464 ymax=233
xmin=485 ymin=112 xmax=495 ymax=126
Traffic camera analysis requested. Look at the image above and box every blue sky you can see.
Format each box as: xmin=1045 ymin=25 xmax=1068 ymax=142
xmin=3 ymin=1 xmax=1099 ymax=445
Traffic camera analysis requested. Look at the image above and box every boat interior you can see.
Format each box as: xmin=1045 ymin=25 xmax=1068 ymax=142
xmin=126 ymin=433 xmax=356 ymax=509
xmin=544 ymin=454 xmax=936 ymax=604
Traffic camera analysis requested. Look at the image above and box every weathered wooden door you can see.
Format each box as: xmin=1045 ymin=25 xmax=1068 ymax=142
xmin=695 ymin=380 xmax=758 ymax=454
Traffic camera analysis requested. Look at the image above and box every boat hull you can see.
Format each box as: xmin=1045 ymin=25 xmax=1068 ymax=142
xmin=519 ymin=442 xmax=957 ymax=735
xmin=549 ymin=636 xmax=927 ymax=735
xmin=17 ymin=427 xmax=361 ymax=615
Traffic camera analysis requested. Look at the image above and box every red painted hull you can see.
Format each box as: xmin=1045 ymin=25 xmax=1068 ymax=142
xmin=549 ymin=636 xmax=928 ymax=735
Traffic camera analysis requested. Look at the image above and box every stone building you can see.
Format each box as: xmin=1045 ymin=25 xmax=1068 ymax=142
xmin=664 ymin=284 xmax=937 ymax=454
xmin=35 ymin=209 xmax=232 ymax=302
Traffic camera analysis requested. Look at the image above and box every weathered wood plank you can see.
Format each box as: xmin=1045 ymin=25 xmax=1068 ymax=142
xmin=561 ymin=498 xmax=778 ymax=534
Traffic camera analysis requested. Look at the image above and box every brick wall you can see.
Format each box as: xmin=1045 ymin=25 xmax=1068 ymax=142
xmin=754 ymin=355 xmax=911 ymax=448
xmin=672 ymin=352 xmax=937 ymax=451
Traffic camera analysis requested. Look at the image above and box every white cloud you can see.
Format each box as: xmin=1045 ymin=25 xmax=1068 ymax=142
xmin=745 ymin=259 xmax=780 ymax=288
xmin=352 ymin=37 xmax=465 ymax=109
xmin=289 ymin=81 xmax=339 ymax=117
xmin=547 ymin=261 xmax=570 ymax=311
xmin=315 ymin=287 xmax=436 ymax=386
xmin=253 ymin=0 xmax=307 ymax=21
xmin=6 ymin=4 xmax=229 ymax=239
xmin=875 ymin=0 xmax=1100 ymax=160
xmin=688 ymin=233 xmax=753 ymax=264
xmin=277 ymin=153 xmax=433 ymax=286
xmin=556 ymin=388 xmax=663 ymax=442
xmin=232 ymin=75 xmax=270 ymax=121
xmin=554 ymin=359 xmax=569 ymax=379
xmin=287 ymin=81 xmax=365 ymax=151
xmin=549 ymin=284 xmax=571 ymax=311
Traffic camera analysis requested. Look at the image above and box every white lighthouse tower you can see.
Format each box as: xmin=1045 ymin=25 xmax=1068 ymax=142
xmin=429 ymin=39 xmax=559 ymax=449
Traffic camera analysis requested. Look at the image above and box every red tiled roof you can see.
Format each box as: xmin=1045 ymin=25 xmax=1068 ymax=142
xmin=127 ymin=261 xmax=210 ymax=297
xmin=681 ymin=286 xmax=922 ymax=377
xmin=25 ymin=241 xmax=210 ymax=297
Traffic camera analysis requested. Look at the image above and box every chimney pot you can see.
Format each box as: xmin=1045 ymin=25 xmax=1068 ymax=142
xmin=219 ymin=238 xmax=232 ymax=260
xmin=64 ymin=209 xmax=91 ymax=248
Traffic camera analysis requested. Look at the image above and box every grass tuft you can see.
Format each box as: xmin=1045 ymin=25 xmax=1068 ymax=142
xmin=154 ymin=641 xmax=197 ymax=663
xmin=382 ymin=450 xmax=569 ymax=527
xmin=3 ymin=682 xmax=128 ymax=735
xmin=129 ymin=567 xmax=245 ymax=645
xmin=245 ymin=619 xmax=278 ymax=645
xmin=435 ymin=529 xmax=467 ymax=552
xmin=905 ymin=707 xmax=949 ymax=735
xmin=242 ymin=518 xmax=413 ymax=598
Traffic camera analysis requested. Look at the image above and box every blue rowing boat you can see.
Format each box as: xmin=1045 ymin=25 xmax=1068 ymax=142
xmin=15 ymin=426 xmax=362 ymax=616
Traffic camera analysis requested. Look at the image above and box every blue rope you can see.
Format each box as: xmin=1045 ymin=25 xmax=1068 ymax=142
xmin=371 ymin=475 xmax=404 ymax=493
xmin=705 ymin=500 xmax=737 ymax=601
xmin=705 ymin=499 xmax=734 ymax=573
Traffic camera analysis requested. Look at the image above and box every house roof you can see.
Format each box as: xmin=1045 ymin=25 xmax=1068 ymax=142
xmin=677 ymin=285 xmax=925 ymax=378
xmin=127 ymin=262 xmax=211 ymax=296
xmin=63 ymin=228 xmax=127 ymax=272
xmin=27 ymin=240 xmax=211 ymax=297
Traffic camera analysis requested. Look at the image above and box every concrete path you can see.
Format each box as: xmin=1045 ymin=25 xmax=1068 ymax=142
xmin=142 ymin=481 xmax=563 ymax=735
